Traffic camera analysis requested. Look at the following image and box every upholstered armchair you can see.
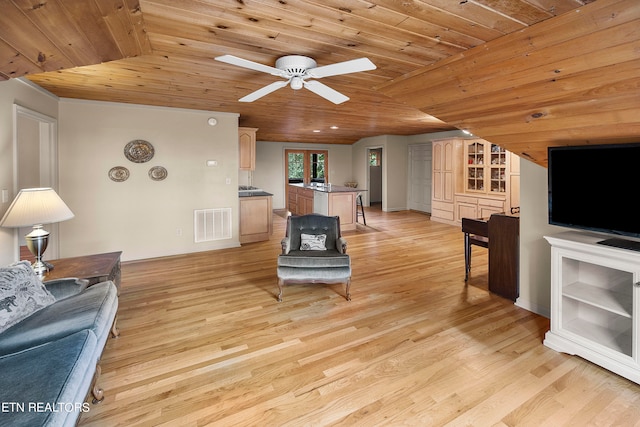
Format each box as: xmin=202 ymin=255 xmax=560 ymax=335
xmin=277 ymin=214 xmax=351 ymax=302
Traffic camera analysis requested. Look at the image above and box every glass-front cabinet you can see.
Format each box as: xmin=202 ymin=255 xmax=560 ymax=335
xmin=466 ymin=141 xmax=485 ymax=192
xmin=465 ymin=140 xmax=507 ymax=195
xmin=489 ymin=144 xmax=507 ymax=193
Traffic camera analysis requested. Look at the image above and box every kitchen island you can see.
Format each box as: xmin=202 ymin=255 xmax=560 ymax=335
xmin=288 ymin=183 xmax=361 ymax=231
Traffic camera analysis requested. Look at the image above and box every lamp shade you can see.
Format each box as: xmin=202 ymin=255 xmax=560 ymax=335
xmin=0 ymin=188 xmax=74 ymax=228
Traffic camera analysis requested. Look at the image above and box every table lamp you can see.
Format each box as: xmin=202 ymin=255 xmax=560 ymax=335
xmin=0 ymin=188 xmax=74 ymax=276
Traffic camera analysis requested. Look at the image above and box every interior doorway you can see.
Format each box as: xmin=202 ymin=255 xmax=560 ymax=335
xmin=367 ymin=148 xmax=382 ymax=207
xmin=12 ymin=104 xmax=59 ymax=261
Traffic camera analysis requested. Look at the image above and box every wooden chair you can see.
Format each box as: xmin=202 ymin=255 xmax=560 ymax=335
xmin=277 ymin=214 xmax=351 ymax=302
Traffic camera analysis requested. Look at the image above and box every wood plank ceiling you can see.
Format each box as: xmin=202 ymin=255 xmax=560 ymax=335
xmin=2 ymin=0 xmax=638 ymax=166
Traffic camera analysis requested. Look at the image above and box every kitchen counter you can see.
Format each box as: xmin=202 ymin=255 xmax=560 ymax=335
xmin=239 ymin=190 xmax=273 ymax=197
xmin=289 ymin=183 xmax=359 ymax=193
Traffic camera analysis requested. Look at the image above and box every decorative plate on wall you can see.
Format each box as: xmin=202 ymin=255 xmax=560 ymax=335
xmin=148 ymin=166 xmax=168 ymax=181
xmin=108 ymin=166 xmax=130 ymax=182
xmin=124 ymin=139 xmax=154 ymax=163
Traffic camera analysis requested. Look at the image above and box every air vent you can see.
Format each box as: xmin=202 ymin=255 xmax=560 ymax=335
xmin=194 ymin=208 xmax=232 ymax=242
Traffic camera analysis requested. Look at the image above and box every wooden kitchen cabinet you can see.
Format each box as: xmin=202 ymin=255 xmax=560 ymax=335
xmin=239 ymin=127 xmax=257 ymax=171
xmin=239 ymin=194 xmax=272 ymax=244
xmin=430 ymin=138 xmax=462 ymax=224
xmin=455 ymin=194 xmax=507 ymax=223
xmin=288 ymin=185 xmax=314 ymax=215
xmin=288 ymin=186 xmax=298 ymax=213
xmin=298 ymin=189 xmax=314 ymax=215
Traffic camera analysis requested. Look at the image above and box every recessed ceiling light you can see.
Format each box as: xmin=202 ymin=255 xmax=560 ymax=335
xmin=313 ymin=129 xmax=321 ymax=133
xmin=330 ymin=125 xmax=339 ymax=129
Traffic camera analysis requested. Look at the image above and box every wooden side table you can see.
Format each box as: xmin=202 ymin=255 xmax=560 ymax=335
xmin=42 ymin=252 xmax=122 ymax=293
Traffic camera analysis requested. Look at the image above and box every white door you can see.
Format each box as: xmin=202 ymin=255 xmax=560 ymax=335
xmin=408 ymin=143 xmax=432 ymax=213
xmin=13 ymin=105 xmax=60 ymax=261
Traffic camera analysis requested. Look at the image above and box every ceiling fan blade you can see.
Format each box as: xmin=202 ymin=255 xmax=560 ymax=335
xmin=215 ymin=55 xmax=284 ymax=77
xmin=307 ymin=58 xmax=376 ymax=79
xmin=239 ymin=80 xmax=289 ymax=102
xmin=303 ymin=80 xmax=349 ymax=104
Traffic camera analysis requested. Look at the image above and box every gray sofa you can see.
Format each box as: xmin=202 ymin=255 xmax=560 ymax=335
xmin=0 ymin=261 xmax=119 ymax=427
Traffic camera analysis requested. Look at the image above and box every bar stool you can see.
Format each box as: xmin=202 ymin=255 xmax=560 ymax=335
xmin=356 ymin=193 xmax=366 ymax=225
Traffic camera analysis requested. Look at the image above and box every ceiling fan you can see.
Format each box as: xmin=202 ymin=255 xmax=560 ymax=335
xmin=215 ymin=54 xmax=376 ymax=104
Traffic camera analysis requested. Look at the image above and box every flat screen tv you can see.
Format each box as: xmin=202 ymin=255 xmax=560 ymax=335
xmin=548 ymin=142 xmax=640 ymax=251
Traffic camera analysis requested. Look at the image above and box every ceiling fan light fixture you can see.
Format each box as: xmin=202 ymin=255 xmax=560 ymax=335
xmin=215 ymin=54 xmax=376 ymax=104
xmin=290 ymin=76 xmax=304 ymax=90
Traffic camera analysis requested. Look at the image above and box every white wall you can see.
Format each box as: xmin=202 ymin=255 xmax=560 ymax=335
xmin=252 ymin=141 xmax=353 ymax=210
xmin=385 ymin=135 xmax=412 ymax=211
xmin=352 ymin=135 xmax=401 ymax=210
xmin=0 ymin=79 xmax=59 ymax=266
xmin=58 ymin=99 xmax=240 ymax=261
xmin=516 ymin=158 xmax=566 ymax=317
xmin=351 ymin=131 xmax=464 ymax=211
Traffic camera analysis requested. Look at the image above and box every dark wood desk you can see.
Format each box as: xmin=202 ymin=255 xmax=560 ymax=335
xmin=42 ymin=252 xmax=122 ymax=293
xmin=462 ymin=214 xmax=519 ymax=301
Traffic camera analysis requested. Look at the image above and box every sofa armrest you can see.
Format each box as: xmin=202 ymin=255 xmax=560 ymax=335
xmin=337 ymin=237 xmax=348 ymax=254
xmin=44 ymin=278 xmax=89 ymax=300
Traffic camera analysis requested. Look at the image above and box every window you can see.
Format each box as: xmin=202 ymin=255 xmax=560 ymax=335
xmin=369 ymin=150 xmax=381 ymax=166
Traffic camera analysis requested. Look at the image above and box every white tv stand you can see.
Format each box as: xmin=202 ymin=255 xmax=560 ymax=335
xmin=544 ymin=232 xmax=640 ymax=384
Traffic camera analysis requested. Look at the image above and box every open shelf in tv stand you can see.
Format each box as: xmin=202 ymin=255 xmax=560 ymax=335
xmin=544 ymin=231 xmax=640 ymax=384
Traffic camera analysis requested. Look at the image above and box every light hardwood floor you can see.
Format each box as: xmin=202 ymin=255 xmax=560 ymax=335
xmin=80 ymin=208 xmax=640 ymax=426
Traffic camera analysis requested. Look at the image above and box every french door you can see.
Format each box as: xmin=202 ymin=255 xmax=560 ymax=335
xmin=285 ymin=149 xmax=329 ymax=185
xmin=284 ymin=149 xmax=329 ymax=210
